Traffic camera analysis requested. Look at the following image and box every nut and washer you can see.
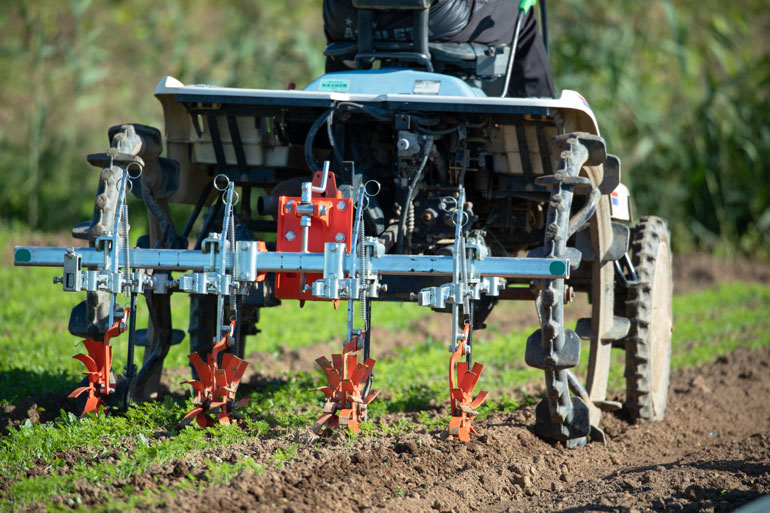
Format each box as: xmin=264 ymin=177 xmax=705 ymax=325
xmin=335 ymin=233 xmax=346 ymax=243
xmin=337 ymin=201 xmax=347 ymax=211
xmin=285 ymin=231 xmax=296 ymax=241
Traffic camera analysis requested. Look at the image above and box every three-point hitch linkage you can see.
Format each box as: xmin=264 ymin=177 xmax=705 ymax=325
xmin=15 ymin=161 xmax=572 ymax=440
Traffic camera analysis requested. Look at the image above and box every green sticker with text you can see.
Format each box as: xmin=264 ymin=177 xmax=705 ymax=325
xmin=319 ymin=79 xmax=350 ymax=92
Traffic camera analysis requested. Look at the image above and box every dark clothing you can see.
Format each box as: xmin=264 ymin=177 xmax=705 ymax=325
xmin=323 ymin=0 xmax=555 ymax=98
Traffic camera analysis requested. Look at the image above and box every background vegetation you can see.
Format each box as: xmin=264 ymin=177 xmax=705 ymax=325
xmin=0 ymin=0 xmax=768 ymax=256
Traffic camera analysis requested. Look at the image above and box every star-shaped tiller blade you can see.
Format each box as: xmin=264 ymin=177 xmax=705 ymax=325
xmin=69 ymin=309 xmax=128 ymax=417
xmin=447 ymin=325 xmax=488 ymax=441
xmin=182 ymin=321 xmax=249 ymax=428
xmin=313 ymin=332 xmax=378 ymax=434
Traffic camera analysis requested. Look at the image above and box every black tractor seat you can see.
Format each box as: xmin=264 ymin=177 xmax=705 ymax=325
xmin=324 ymin=40 xmax=510 ymax=79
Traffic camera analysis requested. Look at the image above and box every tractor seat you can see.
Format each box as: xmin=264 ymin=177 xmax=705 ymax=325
xmin=324 ymin=40 xmax=510 ymax=79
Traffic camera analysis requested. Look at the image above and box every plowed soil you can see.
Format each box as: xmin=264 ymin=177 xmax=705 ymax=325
xmin=5 ymin=254 xmax=770 ymax=512
xmin=139 ymin=345 xmax=768 ymax=513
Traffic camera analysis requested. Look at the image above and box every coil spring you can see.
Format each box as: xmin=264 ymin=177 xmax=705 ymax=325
xmin=121 ymin=197 xmax=130 ymax=283
xmin=227 ymin=203 xmax=236 ymax=314
xmin=358 ymin=204 xmax=368 ymax=325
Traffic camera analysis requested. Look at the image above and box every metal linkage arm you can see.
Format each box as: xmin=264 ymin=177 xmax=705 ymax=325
xmin=16 ymin=245 xmax=569 ymax=289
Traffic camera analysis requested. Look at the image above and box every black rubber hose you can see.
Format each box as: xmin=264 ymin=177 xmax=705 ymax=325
xmin=396 ymin=138 xmax=434 ymax=253
xmin=181 ymin=181 xmax=213 ymax=240
xmin=304 ymin=108 xmax=335 ymax=172
xmin=133 ymin=290 xmax=173 ymax=400
xmin=122 ymin=292 xmax=138 ymax=411
xmin=194 ymin=197 xmax=223 ymax=251
xmin=567 ymin=187 xmax=601 ymax=238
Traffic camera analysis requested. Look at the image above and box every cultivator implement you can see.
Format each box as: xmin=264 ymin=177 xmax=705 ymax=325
xmin=14 ymin=24 xmax=674 ymax=444
xmin=16 ymin=161 xmax=571 ymax=437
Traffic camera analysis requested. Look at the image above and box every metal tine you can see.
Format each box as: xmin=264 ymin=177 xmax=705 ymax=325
xmin=361 ymin=358 xmax=376 ymax=384
xmin=221 ymin=354 xmax=247 ymax=385
xmin=331 ymin=354 xmax=344 ymax=372
xmin=221 ymin=353 xmax=236 ymax=382
xmin=341 ymin=380 xmax=356 ymax=396
xmin=320 ymin=367 xmax=340 ymax=389
xmin=84 ymin=396 xmax=99 ymax=415
xmin=74 ymin=354 xmax=98 ymax=373
xmin=313 ymin=413 xmax=334 ymax=433
xmin=470 ymin=391 xmax=489 ymax=409
xmin=183 ymin=408 xmax=203 ymax=422
xmin=233 ymin=360 xmax=248 ymax=384
xmin=363 ymin=389 xmax=380 ymax=404
xmin=351 ymin=363 xmax=368 ymax=385
xmin=460 ymin=370 xmax=480 ymax=393
xmin=83 ymin=340 xmax=106 ymax=367
xmin=346 ymin=354 xmax=358 ymax=378
xmin=189 ymin=354 xmax=213 ymax=386
xmin=68 ymin=387 xmax=90 ymax=399
xmin=456 ymin=361 xmax=468 ymax=387
xmin=184 ymin=381 xmax=205 ymax=394
xmin=315 ymin=356 xmax=332 ymax=369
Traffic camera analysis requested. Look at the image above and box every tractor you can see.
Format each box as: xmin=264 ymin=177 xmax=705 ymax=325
xmin=14 ymin=0 xmax=673 ymax=447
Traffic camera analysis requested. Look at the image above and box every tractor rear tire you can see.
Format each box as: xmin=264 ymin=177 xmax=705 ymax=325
xmin=624 ymin=216 xmax=673 ymax=421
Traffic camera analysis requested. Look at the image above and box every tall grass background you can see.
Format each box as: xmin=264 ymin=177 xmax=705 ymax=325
xmin=0 ymin=0 xmax=767 ymax=257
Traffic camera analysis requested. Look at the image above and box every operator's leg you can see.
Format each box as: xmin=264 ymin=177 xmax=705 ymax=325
xmin=451 ymin=1 xmax=555 ymax=98
xmin=508 ymin=8 xmax=555 ymax=98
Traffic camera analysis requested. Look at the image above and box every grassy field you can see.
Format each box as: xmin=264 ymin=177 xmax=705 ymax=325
xmin=2 ymin=227 xmax=770 ymax=511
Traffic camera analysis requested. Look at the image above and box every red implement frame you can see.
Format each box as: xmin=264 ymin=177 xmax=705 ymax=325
xmin=275 ymin=171 xmax=353 ymax=300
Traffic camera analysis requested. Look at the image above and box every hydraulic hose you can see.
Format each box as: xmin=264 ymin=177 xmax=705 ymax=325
xmin=500 ymin=0 xmax=537 ymax=98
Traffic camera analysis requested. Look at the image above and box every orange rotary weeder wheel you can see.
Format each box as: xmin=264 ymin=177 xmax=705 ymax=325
xmin=313 ymin=333 xmax=379 ymax=434
xmin=183 ymin=321 xmax=249 ymax=428
xmin=448 ymin=324 xmax=488 ymax=441
xmin=68 ymin=309 xmax=128 ymax=416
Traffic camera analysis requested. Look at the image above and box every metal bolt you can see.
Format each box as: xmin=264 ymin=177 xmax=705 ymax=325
xmin=337 ymin=201 xmax=347 ymax=211
xmin=564 ymin=285 xmax=575 ymax=304
xmin=335 ymin=233 xmax=345 ymax=243
xmin=285 ymin=231 xmax=296 ymax=241
xmin=421 ymin=208 xmax=436 ymax=224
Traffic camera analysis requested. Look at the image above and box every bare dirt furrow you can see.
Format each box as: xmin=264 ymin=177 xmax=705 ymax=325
xmin=150 ymin=345 xmax=770 ymax=513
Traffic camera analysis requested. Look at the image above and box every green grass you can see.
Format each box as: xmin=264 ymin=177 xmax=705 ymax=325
xmin=3 ymin=226 xmax=770 ymax=511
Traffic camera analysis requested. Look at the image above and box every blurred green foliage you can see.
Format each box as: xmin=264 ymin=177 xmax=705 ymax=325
xmin=0 ymin=0 xmax=768 ymax=255
xmin=550 ymin=0 xmax=770 ymax=256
